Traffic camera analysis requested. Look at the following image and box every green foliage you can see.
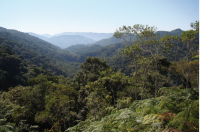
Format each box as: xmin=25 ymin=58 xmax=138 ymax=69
xmin=190 ymin=20 xmax=199 ymax=32
xmin=0 ymin=28 xmax=79 ymax=77
xmin=73 ymin=57 xmax=109 ymax=90
xmin=0 ymin=45 xmax=29 ymax=91
xmin=116 ymin=97 xmax=132 ymax=109
xmin=0 ymin=21 xmax=199 ymax=132
xmin=65 ymin=44 xmax=102 ymax=55
xmin=85 ymin=88 xmax=112 ymax=120
xmin=66 ymin=108 xmax=147 ymax=132
xmin=28 ymin=74 xmax=58 ymax=86
xmin=0 ymin=118 xmax=40 ymax=132
xmin=35 ymin=84 xmax=78 ymax=123
xmin=169 ymin=59 xmax=199 ymax=88
xmin=67 ymin=86 xmax=199 ymax=132
xmin=0 ymin=74 xmax=78 ymax=131
xmin=167 ymin=100 xmax=199 ymax=131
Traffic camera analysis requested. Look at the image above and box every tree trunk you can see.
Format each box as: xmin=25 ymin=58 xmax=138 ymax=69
xmin=135 ymin=62 xmax=137 ymax=100
xmin=186 ymin=57 xmax=189 ymax=89
xmin=155 ymin=57 xmax=158 ymax=97
xmin=111 ymin=88 xmax=116 ymax=108
xmin=142 ymin=63 xmax=147 ymax=100
xmin=197 ymin=51 xmax=199 ymax=89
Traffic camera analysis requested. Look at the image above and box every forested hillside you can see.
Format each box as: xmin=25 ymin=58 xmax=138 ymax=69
xmin=64 ymin=44 xmax=102 ymax=55
xmin=0 ymin=27 xmax=83 ymax=78
xmin=0 ymin=21 xmax=199 ymax=132
xmin=63 ymin=27 xmax=196 ymax=76
xmin=0 ymin=44 xmax=56 ymax=91
xmin=0 ymin=26 xmax=187 ymax=81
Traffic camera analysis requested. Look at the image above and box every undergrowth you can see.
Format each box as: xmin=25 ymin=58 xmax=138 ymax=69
xmin=66 ymin=87 xmax=199 ymax=132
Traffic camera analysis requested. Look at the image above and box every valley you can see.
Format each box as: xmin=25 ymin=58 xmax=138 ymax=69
xmin=0 ymin=21 xmax=199 ymax=132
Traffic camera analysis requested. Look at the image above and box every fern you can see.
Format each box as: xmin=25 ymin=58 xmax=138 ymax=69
xmin=66 ymin=86 xmax=199 ymax=132
xmin=167 ymin=100 xmax=199 ymax=131
xmin=116 ymin=97 xmax=132 ymax=109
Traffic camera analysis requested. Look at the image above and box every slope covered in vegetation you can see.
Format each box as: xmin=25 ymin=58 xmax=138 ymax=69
xmin=0 ymin=27 xmax=82 ymax=78
xmin=66 ymin=87 xmax=199 ymax=132
xmin=0 ymin=21 xmax=199 ymax=132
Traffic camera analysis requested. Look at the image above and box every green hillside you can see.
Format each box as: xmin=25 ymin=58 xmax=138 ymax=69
xmin=0 ymin=27 xmax=81 ymax=78
xmin=92 ymin=36 xmax=122 ymax=47
xmin=0 ymin=44 xmax=59 ymax=91
xmin=64 ymin=44 xmax=102 ymax=55
xmin=86 ymin=28 xmax=183 ymax=48
xmin=0 ymin=21 xmax=199 ymax=132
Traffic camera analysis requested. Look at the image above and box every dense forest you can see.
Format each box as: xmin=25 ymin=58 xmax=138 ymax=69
xmin=0 ymin=21 xmax=199 ymax=132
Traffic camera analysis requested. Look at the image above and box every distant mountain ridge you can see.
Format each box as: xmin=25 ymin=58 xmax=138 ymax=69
xmin=90 ymin=36 xmax=123 ymax=47
xmin=47 ymin=35 xmax=95 ymax=49
xmin=54 ymin=32 xmax=114 ymax=41
xmin=28 ymin=32 xmax=49 ymax=41
xmin=28 ymin=29 xmax=183 ymax=49
xmin=28 ymin=33 xmax=96 ymax=49
xmin=88 ymin=28 xmax=183 ymax=47
xmin=42 ymin=34 xmax=52 ymax=38
xmin=156 ymin=28 xmax=183 ymax=37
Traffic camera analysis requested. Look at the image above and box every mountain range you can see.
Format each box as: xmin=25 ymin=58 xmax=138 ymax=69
xmin=28 ymin=29 xmax=183 ymax=49
xmin=28 ymin=32 xmax=114 ymax=49
xmin=53 ymin=32 xmax=114 ymax=41
xmin=0 ymin=26 xmax=185 ymax=77
xmin=1 ymin=25 xmax=196 ymax=87
xmin=47 ymin=35 xmax=95 ymax=49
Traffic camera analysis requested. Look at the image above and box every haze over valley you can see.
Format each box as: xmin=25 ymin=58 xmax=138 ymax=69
xmin=28 ymin=32 xmax=114 ymax=48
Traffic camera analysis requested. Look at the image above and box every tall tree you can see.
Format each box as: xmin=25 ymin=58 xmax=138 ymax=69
xmin=121 ymin=45 xmax=141 ymax=100
xmin=137 ymin=25 xmax=162 ymax=97
xmin=114 ymin=25 xmax=141 ymax=100
xmin=180 ymin=29 xmax=198 ymax=89
xmin=74 ymin=57 xmax=109 ymax=90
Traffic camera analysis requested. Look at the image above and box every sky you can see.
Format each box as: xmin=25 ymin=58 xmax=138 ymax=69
xmin=0 ymin=0 xmax=199 ymax=35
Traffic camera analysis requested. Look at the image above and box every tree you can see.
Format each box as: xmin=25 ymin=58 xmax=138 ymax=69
xmin=74 ymin=57 xmax=109 ymax=90
xmin=114 ymin=25 xmax=141 ymax=100
xmin=0 ymin=45 xmax=28 ymax=91
xmin=35 ymin=84 xmax=78 ymax=131
xmin=137 ymin=25 xmax=163 ymax=98
xmin=85 ymin=81 xmax=112 ymax=120
xmin=180 ymin=29 xmax=198 ymax=89
xmin=160 ymin=34 xmax=180 ymax=61
xmin=115 ymin=24 xmax=165 ymax=98
xmin=121 ymin=44 xmax=141 ymax=100
xmin=100 ymin=68 xmax=129 ymax=107
xmin=161 ymin=21 xmax=199 ymax=89
xmin=190 ymin=20 xmax=199 ymax=32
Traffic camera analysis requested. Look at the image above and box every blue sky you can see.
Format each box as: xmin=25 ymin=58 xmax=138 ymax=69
xmin=0 ymin=0 xmax=199 ymax=35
